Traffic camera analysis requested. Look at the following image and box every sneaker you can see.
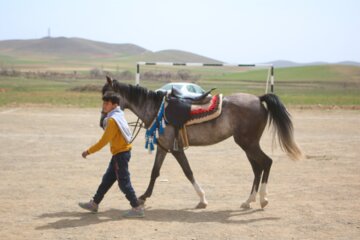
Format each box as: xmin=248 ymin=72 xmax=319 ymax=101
xmin=122 ymin=207 xmax=145 ymax=218
xmin=78 ymin=200 xmax=98 ymax=213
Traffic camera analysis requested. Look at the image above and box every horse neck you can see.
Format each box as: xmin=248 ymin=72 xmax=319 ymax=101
xmin=112 ymin=82 xmax=162 ymax=127
xmin=127 ymin=95 xmax=161 ymax=128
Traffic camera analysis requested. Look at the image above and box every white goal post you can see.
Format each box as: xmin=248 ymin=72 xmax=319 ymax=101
xmin=135 ymin=62 xmax=275 ymax=93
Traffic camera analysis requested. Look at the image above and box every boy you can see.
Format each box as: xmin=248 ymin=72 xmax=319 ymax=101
xmin=79 ymin=91 xmax=144 ymax=218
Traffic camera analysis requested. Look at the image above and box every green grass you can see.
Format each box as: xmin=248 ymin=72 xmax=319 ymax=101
xmin=200 ymin=65 xmax=360 ymax=82
xmin=0 ymin=77 xmax=103 ymax=107
xmin=0 ymin=64 xmax=359 ymax=107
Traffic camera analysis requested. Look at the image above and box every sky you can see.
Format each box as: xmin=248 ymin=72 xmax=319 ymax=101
xmin=0 ymin=0 xmax=359 ymax=63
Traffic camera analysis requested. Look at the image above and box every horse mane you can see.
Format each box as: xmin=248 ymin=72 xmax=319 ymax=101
xmin=112 ymin=80 xmax=165 ymax=107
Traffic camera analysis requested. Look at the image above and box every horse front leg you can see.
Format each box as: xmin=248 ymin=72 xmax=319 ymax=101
xmin=171 ymin=150 xmax=208 ymax=209
xmin=138 ymin=147 xmax=167 ymax=205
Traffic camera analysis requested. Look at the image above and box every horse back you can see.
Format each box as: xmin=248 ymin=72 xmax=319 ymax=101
xmin=183 ymin=93 xmax=268 ymax=146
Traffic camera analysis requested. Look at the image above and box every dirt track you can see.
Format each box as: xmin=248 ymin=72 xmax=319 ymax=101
xmin=0 ymin=107 xmax=359 ymax=240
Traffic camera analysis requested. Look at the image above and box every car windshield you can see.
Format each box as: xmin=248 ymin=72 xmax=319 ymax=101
xmin=186 ymin=85 xmax=196 ymax=93
xmin=158 ymin=83 xmax=206 ymax=95
xmin=192 ymin=85 xmax=205 ymax=94
xmin=162 ymin=83 xmax=183 ymax=91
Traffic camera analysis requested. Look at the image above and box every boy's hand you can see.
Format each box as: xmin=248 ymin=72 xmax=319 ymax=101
xmin=82 ymin=150 xmax=89 ymax=159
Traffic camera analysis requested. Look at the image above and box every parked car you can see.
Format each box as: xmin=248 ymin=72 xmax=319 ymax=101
xmin=156 ymin=82 xmax=206 ymax=98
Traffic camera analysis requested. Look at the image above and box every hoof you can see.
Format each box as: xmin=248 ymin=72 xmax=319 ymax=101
xmin=195 ymin=202 xmax=207 ymax=209
xmin=260 ymin=199 xmax=268 ymax=209
xmin=241 ymin=202 xmax=251 ymax=209
xmin=137 ymin=198 xmax=146 ymax=206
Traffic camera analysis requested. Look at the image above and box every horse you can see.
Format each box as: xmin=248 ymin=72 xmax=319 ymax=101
xmin=102 ymin=76 xmax=302 ymax=209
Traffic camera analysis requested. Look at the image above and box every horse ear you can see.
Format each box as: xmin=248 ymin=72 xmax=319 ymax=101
xmin=106 ymin=75 xmax=113 ymax=87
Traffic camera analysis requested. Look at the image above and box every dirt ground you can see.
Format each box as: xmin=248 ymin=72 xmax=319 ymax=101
xmin=0 ymin=107 xmax=359 ymax=240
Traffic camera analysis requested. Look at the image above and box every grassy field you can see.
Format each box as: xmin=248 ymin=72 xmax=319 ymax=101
xmin=195 ymin=65 xmax=360 ymax=106
xmin=0 ymin=65 xmax=359 ymax=107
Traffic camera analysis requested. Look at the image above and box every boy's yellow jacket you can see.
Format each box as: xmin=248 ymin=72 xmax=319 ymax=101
xmin=88 ymin=118 xmax=131 ymax=155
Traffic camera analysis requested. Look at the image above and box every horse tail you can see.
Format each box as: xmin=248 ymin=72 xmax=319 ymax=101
xmin=259 ymin=93 xmax=303 ymax=161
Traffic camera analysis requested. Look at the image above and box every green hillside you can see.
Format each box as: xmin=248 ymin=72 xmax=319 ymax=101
xmin=203 ymin=65 xmax=360 ymax=82
xmin=196 ymin=65 xmax=360 ymax=105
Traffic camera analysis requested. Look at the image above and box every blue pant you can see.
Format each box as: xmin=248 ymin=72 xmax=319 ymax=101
xmin=93 ymin=151 xmax=139 ymax=208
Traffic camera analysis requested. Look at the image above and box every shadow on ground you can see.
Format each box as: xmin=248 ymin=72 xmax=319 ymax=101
xmin=36 ymin=208 xmax=280 ymax=230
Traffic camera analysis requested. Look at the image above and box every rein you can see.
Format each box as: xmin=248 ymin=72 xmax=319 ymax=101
xmin=128 ymin=118 xmax=144 ymax=144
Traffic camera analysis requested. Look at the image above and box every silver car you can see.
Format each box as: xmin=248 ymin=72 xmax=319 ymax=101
xmin=156 ymin=82 xmax=206 ymax=98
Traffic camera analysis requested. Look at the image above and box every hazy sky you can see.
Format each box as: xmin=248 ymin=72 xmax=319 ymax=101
xmin=1 ymin=0 xmax=359 ymax=63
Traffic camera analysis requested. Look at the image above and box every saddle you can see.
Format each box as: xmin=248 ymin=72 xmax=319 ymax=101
xmin=169 ymin=87 xmax=215 ymax=104
xmin=164 ymin=87 xmax=223 ymax=150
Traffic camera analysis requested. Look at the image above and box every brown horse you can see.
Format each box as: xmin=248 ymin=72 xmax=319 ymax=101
xmin=102 ymin=77 xmax=302 ymax=209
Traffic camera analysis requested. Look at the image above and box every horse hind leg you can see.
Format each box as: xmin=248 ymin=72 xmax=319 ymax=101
xmin=240 ymin=158 xmax=262 ymax=209
xmin=244 ymin=146 xmax=273 ymax=209
xmin=258 ymin=150 xmax=273 ymax=208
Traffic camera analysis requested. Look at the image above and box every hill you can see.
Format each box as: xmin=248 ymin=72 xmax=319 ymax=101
xmin=1 ymin=37 xmax=358 ymax=71
xmin=131 ymin=49 xmax=222 ymax=63
xmin=0 ymin=37 xmax=148 ymax=57
xmin=265 ymin=60 xmax=360 ymax=68
xmin=0 ymin=37 xmax=221 ymax=67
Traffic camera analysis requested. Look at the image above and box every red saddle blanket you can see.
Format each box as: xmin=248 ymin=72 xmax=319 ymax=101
xmin=186 ymin=94 xmax=223 ymax=126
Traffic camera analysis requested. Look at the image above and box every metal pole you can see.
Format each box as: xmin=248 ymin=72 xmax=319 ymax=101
xmin=265 ymin=67 xmax=271 ymax=93
xmin=135 ymin=63 xmax=140 ymax=85
xmin=270 ymin=66 xmax=274 ymax=93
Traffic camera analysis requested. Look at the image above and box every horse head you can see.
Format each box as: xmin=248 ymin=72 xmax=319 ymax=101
xmin=99 ymin=76 xmax=128 ymax=128
xmin=101 ymin=76 xmax=165 ymax=128
xmin=102 ymin=76 xmax=130 ymax=110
